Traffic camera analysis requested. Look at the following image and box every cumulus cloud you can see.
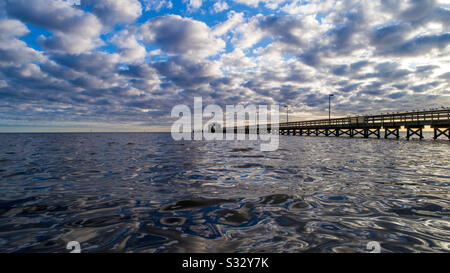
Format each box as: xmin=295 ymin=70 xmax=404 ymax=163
xmin=384 ymin=33 xmax=450 ymax=56
xmin=51 ymin=51 xmax=120 ymax=77
xmin=111 ymin=30 xmax=147 ymax=63
xmin=233 ymin=0 xmax=287 ymax=9
xmin=143 ymin=0 xmax=173 ymax=11
xmin=82 ymin=0 xmax=142 ymax=26
xmin=4 ymin=0 xmax=103 ymax=54
xmin=0 ymin=18 xmax=29 ymax=37
xmin=183 ymin=0 xmax=203 ymax=10
xmin=212 ymin=1 xmax=229 ymax=13
xmin=0 ymin=19 xmax=44 ymax=65
xmin=0 ymin=0 xmax=449 ymax=130
xmin=213 ymin=11 xmax=245 ymax=36
xmin=280 ymin=0 xmax=335 ymax=15
xmin=231 ymin=13 xmax=325 ymax=55
xmin=153 ymin=55 xmax=222 ymax=89
xmin=141 ymin=15 xmax=225 ymax=57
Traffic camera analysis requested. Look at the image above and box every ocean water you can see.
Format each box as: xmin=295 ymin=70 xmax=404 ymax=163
xmin=0 ymin=132 xmax=449 ymax=253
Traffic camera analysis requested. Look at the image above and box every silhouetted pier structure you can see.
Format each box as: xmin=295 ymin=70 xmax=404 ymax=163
xmin=225 ymin=109 xmax=450 ymax=140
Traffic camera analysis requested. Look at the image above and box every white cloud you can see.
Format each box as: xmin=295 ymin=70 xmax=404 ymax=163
xmin=220 ymin=48 xmax=257 ymax=71
xmin=233 ymin=0 xmax=261 ymax=7
xmin=0 ymin=19 xmax=44 ymax=65
xmin=83 ymin=0 xmax=142 ymax=26
xmin=280 ymin=0 xmax=335 ymax=15
xmin=232 ymin=14 xmax=266 ymax=49
xmin=212 ymin=1 xmax=229 ymax=13
xmin=213 ymin=11 xmax=245 ymax=36
xmin=143 ymin=0 xmax=173 ymax=11
xmin=183 ymin=0 xmax=203 ymax=10
xmin=62 ymin=0 xmax=81 ymax=6
xmin=5 ymin=0 xmax=103 ymax=54
xmin=0 ymin=19 xmax=29 ymax=37
xmin=141 ymin=15 xmax=225 ymax=57
xmin=111 ymin=30 xmax=147 ymax=63
xmin=233 ymin=0 xmax=287 ymax=9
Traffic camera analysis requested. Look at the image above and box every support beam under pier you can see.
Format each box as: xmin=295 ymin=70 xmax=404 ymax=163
xmin=365 ymin=128 xmax=381 ymax=138
xmin=384 ymin=127 xmax=400 ymax=139
xmin=432 ymin=126 xmax=450 ymax=140
xmin=406 ymin=126 xmax=424 ymax=140
xmin=337 ymin=129 xmax=351 ymax=137
xmin=315 ymin=129 xmax=327 ymax=136
xmin=350 ymin=129 xmax=365 ymax=138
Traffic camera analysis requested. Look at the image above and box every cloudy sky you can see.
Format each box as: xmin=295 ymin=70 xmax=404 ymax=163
xmin=0 ymin=0 xmax=449 ymax=132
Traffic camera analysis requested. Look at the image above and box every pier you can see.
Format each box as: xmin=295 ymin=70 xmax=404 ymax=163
xmin=225 ymin=109 xmax=450 ymax=140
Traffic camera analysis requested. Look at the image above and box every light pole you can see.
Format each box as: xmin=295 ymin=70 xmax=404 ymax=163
xmin=284 ymin=105 xmax=289 ymax=123
xmin=329 ymin=94 xmax=334 ymax=122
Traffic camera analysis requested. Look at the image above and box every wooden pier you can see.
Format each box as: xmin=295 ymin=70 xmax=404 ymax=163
xmin=225 ymin=109 xmax=450 ymax=140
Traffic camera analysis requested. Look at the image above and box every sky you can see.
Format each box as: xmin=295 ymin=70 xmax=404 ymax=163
xmin=0 ymin=0 xmax=449 ymax=132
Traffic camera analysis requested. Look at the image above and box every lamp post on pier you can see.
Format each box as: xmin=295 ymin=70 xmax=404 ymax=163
xmin=283 ymin=105 xmax=289 ymax=123
xmin=328 ymin=94 xmax=334 ymax=123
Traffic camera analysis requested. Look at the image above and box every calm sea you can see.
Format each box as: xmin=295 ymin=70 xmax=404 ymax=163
xmin=0 ymin=132 xmax=449 ymax=252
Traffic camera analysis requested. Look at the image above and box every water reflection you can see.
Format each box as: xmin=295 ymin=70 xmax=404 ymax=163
xmin=0 ymin=132 xmax=449 ymax=252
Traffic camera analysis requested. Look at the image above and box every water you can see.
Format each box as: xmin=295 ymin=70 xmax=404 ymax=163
xmin=0 ymin=132 xmax=449 ymax=253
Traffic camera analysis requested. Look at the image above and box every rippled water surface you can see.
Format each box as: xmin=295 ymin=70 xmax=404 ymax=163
xmin=0 ymin=133 xmax=449 ymax=252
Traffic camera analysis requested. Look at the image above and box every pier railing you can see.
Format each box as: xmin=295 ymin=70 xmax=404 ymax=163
xmin=223 ymin=109 xmax=450 ymax=140
xmin=277 ymin=109 xmax=450 ymax=129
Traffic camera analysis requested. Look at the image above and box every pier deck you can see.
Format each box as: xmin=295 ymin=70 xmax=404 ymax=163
xmin=225 ymin=109 xmax=450 ymax=140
